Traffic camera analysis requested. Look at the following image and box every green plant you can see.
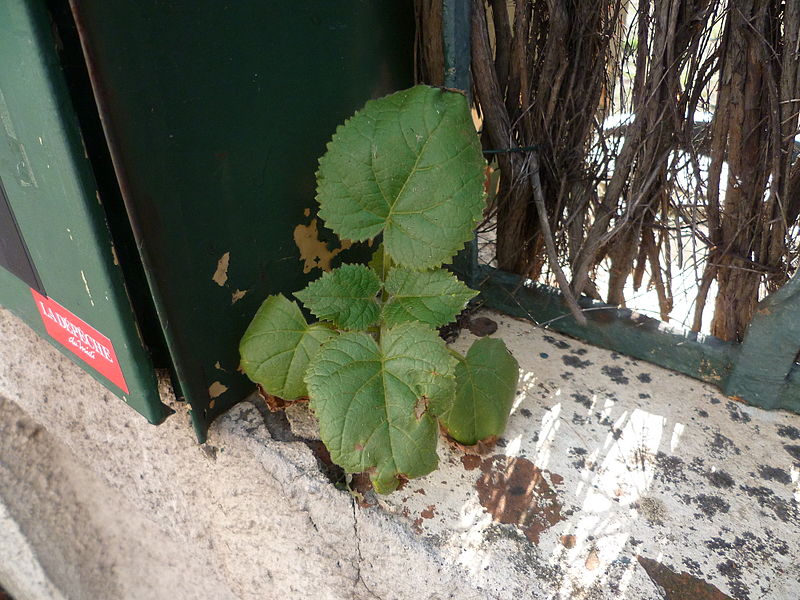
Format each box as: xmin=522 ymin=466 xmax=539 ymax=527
xmin=240 ymin=85 xmax=519 ymax=493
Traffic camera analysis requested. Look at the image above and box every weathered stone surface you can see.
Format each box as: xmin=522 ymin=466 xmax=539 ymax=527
xmin=377 ymin=311 xmax=800 ymax=599
xmin=0 ymin=308 xmax=482 ymax=600
xmin=2 ymin=305 xmax=800 ymax=599
xmin=0 ymin=395 xmax=236 ymax=600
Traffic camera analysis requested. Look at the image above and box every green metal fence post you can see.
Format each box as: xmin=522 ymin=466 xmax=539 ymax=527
xmin=725 ymin=271 xmax=800 ymax=412
xmin=443 ymin=0 xmax=479 ymax=287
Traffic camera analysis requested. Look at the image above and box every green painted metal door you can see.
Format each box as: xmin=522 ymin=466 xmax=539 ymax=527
xmin=70 ymin=2 xmax=415 ymax=439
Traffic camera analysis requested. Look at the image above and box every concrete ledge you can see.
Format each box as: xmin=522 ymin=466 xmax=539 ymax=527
xmin=1 ymin=306 xmax=799 ymax=599
xmin=0 ymin=308 xmax=483 ymax=600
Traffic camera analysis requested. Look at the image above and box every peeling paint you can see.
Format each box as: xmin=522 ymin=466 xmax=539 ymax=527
xmin=293 ymin=218 xmax=352 ymax=274
xmin=0 ymin=87 xmax=37 ymax=187
xmin=212 ymin=252 xmax=230 ymax=286
xmin=79 ymin=270 xmax=95 ymax=307
xmin=208 ymin=381 xmax=228 ymax=399
xmin=231 ymin=289 xmax=248 ymax=304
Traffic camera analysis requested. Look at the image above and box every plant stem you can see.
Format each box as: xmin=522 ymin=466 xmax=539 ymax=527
xmin=379 ymin=243 xmax=392 ymax=303
xmin=376 ymin=244 xmax=393 ymax=343
xmin=448 ymin=347 xmax=466 ymax=363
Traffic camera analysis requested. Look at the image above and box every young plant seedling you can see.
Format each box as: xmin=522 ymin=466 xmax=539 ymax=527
xmin=240 ymin=85 xmax=520 ymax=493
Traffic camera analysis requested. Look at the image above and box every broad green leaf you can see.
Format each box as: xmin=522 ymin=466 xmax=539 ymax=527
xmin=316 ymin=85 xmax=486 ymax=270
xmin=239 ymin=295 xmax=335 ymax=400
xmin=294 ymin=264 xmax=380 ymax=330
xmin=382 ymin=267 xmax=478 ymax=328
xmin=305 ymin=322 xmax=456 ymax=493
xmin=432 ymin=338 xmax=519 ymax=445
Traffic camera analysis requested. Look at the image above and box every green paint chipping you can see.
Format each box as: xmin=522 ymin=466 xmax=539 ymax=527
xmin=69 ymin=1 xmax=416 ymax=442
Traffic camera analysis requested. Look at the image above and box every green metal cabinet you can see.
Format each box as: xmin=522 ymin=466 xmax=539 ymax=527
xmin=0 ymin=0 xmax=168 ymax=423
xmin=0 ymin=1 xmax=415 ymax=439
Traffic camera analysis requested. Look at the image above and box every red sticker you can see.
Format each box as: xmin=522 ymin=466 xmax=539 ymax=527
xmin=31 ymin=289 xmax=129 ymax=394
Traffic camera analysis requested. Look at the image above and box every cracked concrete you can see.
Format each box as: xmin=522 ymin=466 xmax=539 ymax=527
xmin=1 ymin=304 xmax=799 ymax=599
xmin=0 ymin=308 xmax=478 ymax=599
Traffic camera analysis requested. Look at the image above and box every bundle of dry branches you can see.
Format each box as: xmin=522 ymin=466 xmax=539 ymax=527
xmin=415 ymin=0 xmax=800 ymax=342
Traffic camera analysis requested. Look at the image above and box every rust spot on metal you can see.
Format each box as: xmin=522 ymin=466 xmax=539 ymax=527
xmin=231 ymin=289 xmax=248 ymax=304
xmin=476 ymin=455 xmax=565 ymax=544
xmin=637 ymin=556 xmax=733 ymax=600
xmin=293 ymin=218 xmax=352 ymax=274
xmin=420 ymin=505 xmax=436 ymax=519
xmin=212 ymin=252 xmax=230 ymax=286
